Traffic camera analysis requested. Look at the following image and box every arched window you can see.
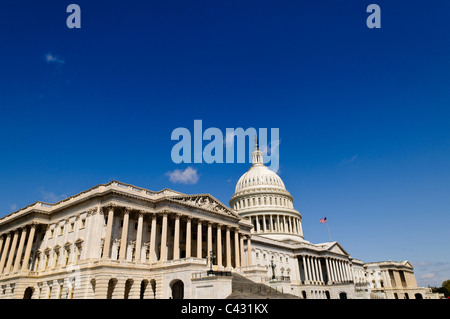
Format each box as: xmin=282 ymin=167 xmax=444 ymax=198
xmin=124 ymin=279 xmax=133 ymax=299
xmin=171 ymin=280 xmax=184 ymax=299
xmin=140 ymin=280 xmax=149 ymax=299
xmin=107 ymin=279 xmax=117 ymax=299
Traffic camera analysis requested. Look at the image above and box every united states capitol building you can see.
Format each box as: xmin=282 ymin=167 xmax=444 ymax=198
xmin=0 ymin=142 xmax=441 ymax=299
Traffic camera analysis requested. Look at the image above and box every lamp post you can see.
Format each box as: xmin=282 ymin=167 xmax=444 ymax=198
xmin=208 ymin=251 xmax=216 ymax=274
xmin=271 ymin=256 xmax=276 ymax=280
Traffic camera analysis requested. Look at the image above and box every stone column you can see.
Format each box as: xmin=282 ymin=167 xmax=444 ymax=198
xmin=311 ymin=257 xmax=318 ymax=282
xmin=269 ymin=214 xmax=273 ymax=232
xmin=0 ymin=233 xmax=11 ymax=274
xmin=149 ymin=214 xmax=157 ymax=263
xmin=119 ymin=209 xmax=130 ymax=260
xmin=298 ymin=219 xmax=304 ymax=237
xmin=338 ymin=260 xmax=345 ymax=282
xmin=306 ymin=256 xmax=313 ymax=283
xmin=331 ymin=259 xmax=337 ymax=282
xmin=343 ymin=261 xmax=349 ymax=282
xmin=317 ymin=258 xmax=324 ymax=283
xmin=13 ymin=227 xmax=27 ymax=273
xmin=207 ymin=222 xmax=212 ymax=257
xmin=173 ymin=214 xmax=180 ymax=260
xmin=240 ymin=234 xmax=245 ymax=267
xmin=185 ymin=217 xmax=191 ymax=258
xmin=246 ymin=236 xmax=252 ymax=266
xmin=262 ymin=215 xmax=267 ymax=232
xmin=216 ymin=225 xmax=222 ymax=267
xmin=302 ymin=255 xmax=309 ymax=283
xmin=4 ymin=230 xmax=19 ymax=274
xmin=256 ymin=216 xmax=261 ymax=233
xmin=342 ymin=261 xmax=347 ymax=282
xmin=226 ymin=226 xmax=231 ymax=268
xmin=135 ymin=213 xmax=143 ymax=262
xmin=160 ymin=213 xmax=168 ymax=262
xmin=336 ymin=259 xmax=342 ymax=282
xmin=234 ymin=229 xmax=240 ymax=268
xmin=325 ymin=257 xmax=332 ymax=284
xmin=276 ymin=215 xmax=280 ymax=232
xmin=336 ymin=260 xmax=342 ymax=281
xmin=0 ymin=236 xmax=4 ymax=262
xmin=197 ymin=220 xmax=202 ymax=258
xmin=347 ymin=262 xmax=352 ymax=282
xmin=102 ymin=206 xmax=115 ymax=259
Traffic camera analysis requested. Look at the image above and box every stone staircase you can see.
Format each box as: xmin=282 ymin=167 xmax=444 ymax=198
xmin=226 ymin=273 xmax=300 ymax=299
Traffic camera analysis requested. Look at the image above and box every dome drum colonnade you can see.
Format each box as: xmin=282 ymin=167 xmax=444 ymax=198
xmin=229 ymin=138 xmax=304 ymax=241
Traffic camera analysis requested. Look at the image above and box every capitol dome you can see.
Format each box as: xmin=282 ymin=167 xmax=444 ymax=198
xmin=229 ymin=138 xmax=304 ymax=243
xmin=235 ymin=164 xmax=286 ymax=193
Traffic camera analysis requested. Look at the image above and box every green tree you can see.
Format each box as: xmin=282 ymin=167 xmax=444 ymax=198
xmin=442 ymin=280 xmax=450 ymax=297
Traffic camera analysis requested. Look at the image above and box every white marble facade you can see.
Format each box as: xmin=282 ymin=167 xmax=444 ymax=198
xmin=0 ymin=143 xmax=441 ymax=299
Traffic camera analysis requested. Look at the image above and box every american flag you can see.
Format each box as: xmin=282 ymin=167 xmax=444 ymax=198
xmin=320 ymin=217 xmax=327 ymax=223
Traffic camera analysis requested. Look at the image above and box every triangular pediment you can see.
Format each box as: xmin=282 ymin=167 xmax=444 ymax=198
xmin=402 ymin=260 xmax=413 ymax=268
xmin=168 ymin=194 xmax=240 ymax=219
xmin=325 ymin=242 xmax=349 ymax=256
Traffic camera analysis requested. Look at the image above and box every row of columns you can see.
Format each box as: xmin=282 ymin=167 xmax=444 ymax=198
xmin=250 ymin=214 xmax=302 ymax=236
xmin=102 ymin=206 xmax=253 ymax=268
xmin=0 ymin=224 xmax=37 ymax=276
xmin=301 ymin=255 xmax=353 ymax=285
xmin=325 ymin=257 xmax=353 ymax=284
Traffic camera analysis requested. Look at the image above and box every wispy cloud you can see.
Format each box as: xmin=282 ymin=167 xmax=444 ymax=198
xmin=44 ymin=52 xmax=65 ymax=65
xmin=412 ymin=261 xmax=450 ymax=287
xmin=260 ymin=138 xmax=281 ymax=156
xmin=340 ymin=154 xmax=358 ymax=165
xmin=166 ymin=167 xmax=200 ymax=185
xmin=10 ymin=204 xmax=17 ymax=212
xmin=38 ymin=187 xmax=67 ymax=203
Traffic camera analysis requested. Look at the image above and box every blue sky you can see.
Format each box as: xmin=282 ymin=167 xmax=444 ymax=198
xmin=1 ymin=1 xmax=449 ymax=287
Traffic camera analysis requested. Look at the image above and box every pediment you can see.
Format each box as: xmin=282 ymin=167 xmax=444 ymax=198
xmin=168 ymin=194 xmax=240 ymax=219
xmin=402 ymin=260 xmax=413 ymax=268
xmin=326 ymin=242 xmax=349 ymax=256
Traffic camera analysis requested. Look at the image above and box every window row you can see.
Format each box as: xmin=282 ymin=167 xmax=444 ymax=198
xmin=233 ymin=195 xmax=293 ymax=210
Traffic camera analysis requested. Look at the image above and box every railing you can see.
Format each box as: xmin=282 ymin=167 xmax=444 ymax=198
xmin=267 ymin=276 xmax=291 ymax=282
xmin=192 ymin=270 xmax=232 ymax=279
xmin=207 ymin=270 xmax=232 ymax=277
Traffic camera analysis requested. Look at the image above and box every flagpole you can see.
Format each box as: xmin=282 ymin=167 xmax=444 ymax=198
xmin=326 ymin=222 xmax=331 ymax=242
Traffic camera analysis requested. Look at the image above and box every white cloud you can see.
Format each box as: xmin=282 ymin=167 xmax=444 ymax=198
xmin=39 ymin=187 xmax=67 ymax=203
xmin=44 ymin=53 xmax=65 ymax=65
xmin=261 ymin=139 xmax=281 ymax=155
xmin=166 ymin=167 xmax=199 ymax=185
xmin=412 ymin=260 xmax=450 ymax=287
xmin=10 ymin=204 xmax=17 ymax=212
xmin=420 ymin=273 xmax=436 ymax=279
xmin=224 ymin=131 xmax=236 ymax=147
xmin=340 ymin=154 xmax=358 ymax=165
